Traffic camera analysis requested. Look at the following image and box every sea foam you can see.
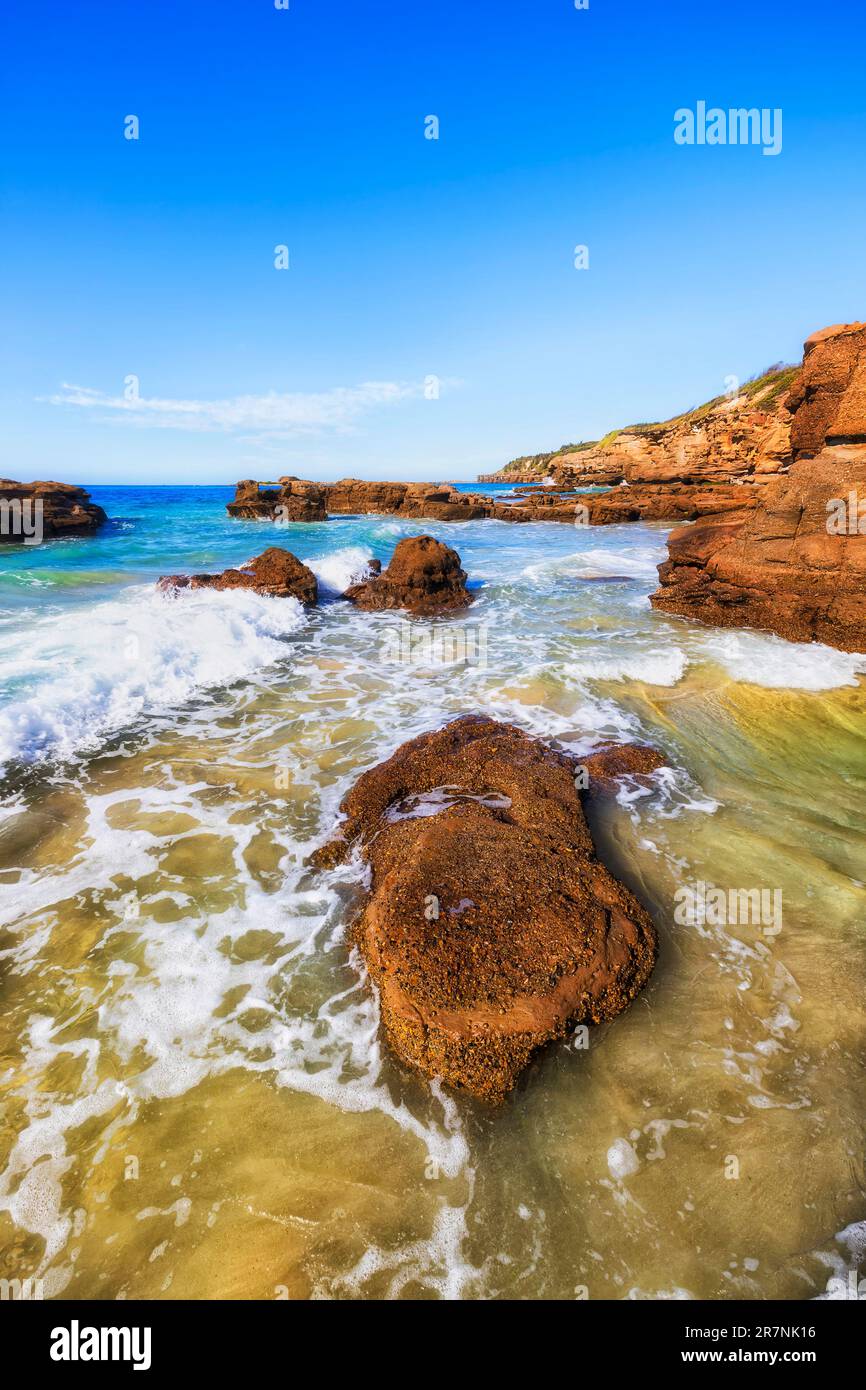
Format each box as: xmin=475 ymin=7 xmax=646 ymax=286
xmin=0 ymin=584 xmax=306 ymax=771
xmin=308 ymin=546 xmax=376 ymax=597
xmin=699 ymin=630 xmax=866 ymax=690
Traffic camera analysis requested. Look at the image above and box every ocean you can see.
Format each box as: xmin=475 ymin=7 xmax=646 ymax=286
xmin=1 ymin=484 xmax=865 ymax=1299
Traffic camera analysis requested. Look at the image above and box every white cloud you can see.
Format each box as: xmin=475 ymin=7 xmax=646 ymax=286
xmin=46 ymin=379 xmax=431 ymax=436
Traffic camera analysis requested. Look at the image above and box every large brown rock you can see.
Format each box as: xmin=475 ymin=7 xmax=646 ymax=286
xmin=0 ymin=480 xmax=107 ymax=542
xmin=344 ymin=535 xmax=472 ymax=614
xmin=318 ymin=716 xmax=660 ymax=1102
xmin=158 ymin=547 xmax=318 ymax=605
xmin=324 ymin=479 xmax=493 ymax=521
xmin=652 ymin=324 xmax=866 ymax=653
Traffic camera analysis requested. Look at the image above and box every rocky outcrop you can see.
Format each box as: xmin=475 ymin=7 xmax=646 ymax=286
xmin=0 ymin=480 xmax=107 ymax=543
xmin=505 ymin=482 xmax=759 ymax=526
xmin=226 ymin=475 xmax=764 ymax=531
xmin=158 ymin=547 xmax=319 ymax=605
xmin=786 ymin=322 xmax=866 ymax=455
xmin=344 ymin=535 xmax=472 ymax=615
xmin=315 ymin=716 xmax=661 ymax=1101
xmin=227 ymin=477 xmax=497 ymax=523
xmin=651 ymin=323 xmax=866 ymax=652
xmin=227 ymin=478 xmax=328 ymax=522
xmin=324 ymin=479 xmax=494 ymax=521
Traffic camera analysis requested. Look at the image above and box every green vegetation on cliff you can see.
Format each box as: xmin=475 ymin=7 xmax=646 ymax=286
xmin=624 ymin=363 xmax=798 ymax=437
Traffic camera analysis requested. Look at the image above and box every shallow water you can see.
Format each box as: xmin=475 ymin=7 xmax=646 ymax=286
xmin=1 ymin=486 xmax=865 ymax=1300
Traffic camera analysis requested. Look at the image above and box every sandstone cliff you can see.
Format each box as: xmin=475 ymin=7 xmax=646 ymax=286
xmin=651 ymin=323 xmax=866 ymax=652
xmin=480 ymin=365 xmax=797 ymax=488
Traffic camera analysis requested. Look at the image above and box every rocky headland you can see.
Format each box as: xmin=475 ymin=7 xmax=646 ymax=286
xmin=315 ymin=716 xmax=665 ymax=1101
xmin=479 ymin=364 xmax=796 ymax=489
xmin=651 ymin=323 xmax=866 ymax=652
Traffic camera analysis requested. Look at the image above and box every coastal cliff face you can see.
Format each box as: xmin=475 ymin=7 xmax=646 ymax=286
xmin=557 ymin=404 xmax=791 ymax=487
xmin=0 ymin=480 xmax=107 ymax=542
xmin=480 ymin=367 xmax=796 ymax=488
xmin=651 ymin=323 xmax=866 ymax=652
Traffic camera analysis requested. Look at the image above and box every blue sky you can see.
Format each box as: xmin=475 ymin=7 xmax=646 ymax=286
xmin=1 ymin=0 xmax=864 ymax=484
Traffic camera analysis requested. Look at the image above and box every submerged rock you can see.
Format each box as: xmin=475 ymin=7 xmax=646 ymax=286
xmin=0 ymin=479 xmax=107 ymax=542
xmin=344 ymin=535 xmax=472 ymax=615
xmin=158 ymin=546 xmax=319 ymax=605
xmin=582 ymin=742 xmax=667 ymax=790
xmin=318 ymin=716 xmax=661 ymax=1101
xmin=651 ymin=323 xmax=866 ymax=652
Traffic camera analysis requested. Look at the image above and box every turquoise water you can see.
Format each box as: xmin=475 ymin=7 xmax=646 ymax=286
xmin=0 ymin=483 xmax=679 ymax=770
xmin=0 ymin=482 xmax=522 ymax=612
xmin=2 ymin=484 xmax=862 ymax=776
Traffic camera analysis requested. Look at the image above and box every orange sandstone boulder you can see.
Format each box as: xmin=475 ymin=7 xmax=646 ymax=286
xmin=158 ymin=546 xmax=318 ymax=605
xmin=344 ymin=535 xmax=472 ymax=615
xmin=319 ymin=716 xmax=660 ymax=1102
